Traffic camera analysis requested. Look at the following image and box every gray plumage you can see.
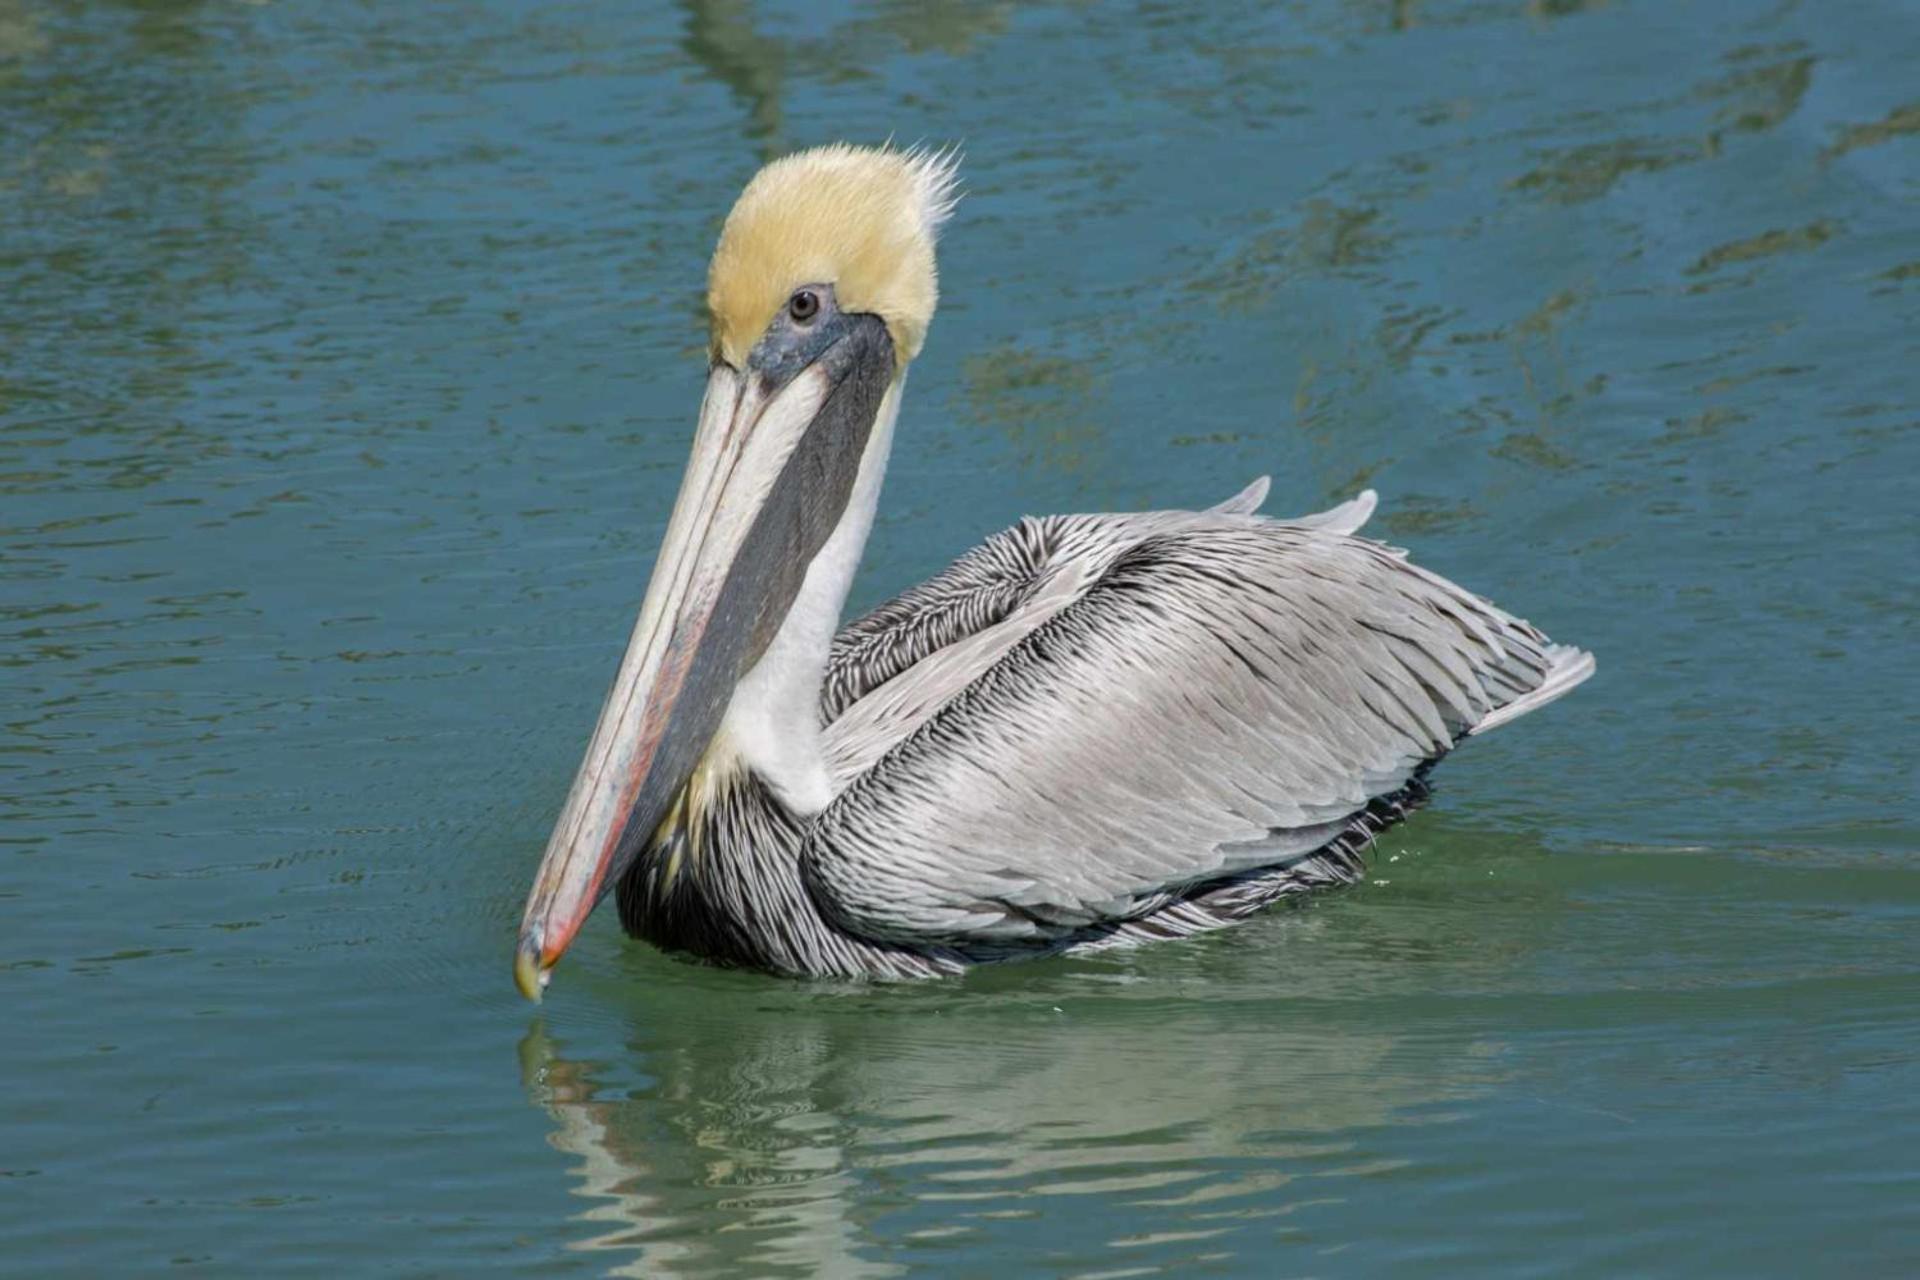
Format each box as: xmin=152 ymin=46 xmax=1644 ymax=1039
xmin=615 ymin=479 xmax=1593 ymax=979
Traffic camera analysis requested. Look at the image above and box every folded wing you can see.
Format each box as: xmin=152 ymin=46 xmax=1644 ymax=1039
xmin=807 ymin=493 xmax=1590 ymax=946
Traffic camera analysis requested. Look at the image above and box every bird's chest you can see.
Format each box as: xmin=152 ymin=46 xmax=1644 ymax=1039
xmin=611 ymin=777 xmax=831 ymax=975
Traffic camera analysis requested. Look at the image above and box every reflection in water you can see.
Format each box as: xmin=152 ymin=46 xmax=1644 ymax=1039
xmin=676 ymin=0 xmax=1017 ymax=156
xmin=516 ymin=820 xmax=1562 ymax=1276
xmin=521 ymin=983 xmax=1505 ymax=1275
xmin=961 ymin=342 xmax=1106 ymax=474
xmin=522 ymin=997 xmax=1497 ymax=1274
xmin=1 ymin=1 xmax=259 ymax=843
xmin=681 ymin=0 xmax=789 ymax=153
xmin=523 ymin=1017 xmax=895 ymax=1279
xmin=1820 ymin=99 xmax=1920 ymax=162
xmin=1 ymin=0 xmax=246 ymax=493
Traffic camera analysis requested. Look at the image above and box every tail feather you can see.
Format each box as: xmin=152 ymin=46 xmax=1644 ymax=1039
xmin=1471 ymin=643 xmax=1595 ymax=735
xmin=1291 ymin=488 xmax=1378 ymax=537
xmin=1210 ymin=476 xmax=1381 ymax=538
xmin=1208 ymin=475 xmax=1271 ymax=516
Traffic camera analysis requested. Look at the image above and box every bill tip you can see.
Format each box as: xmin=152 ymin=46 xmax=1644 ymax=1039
xmin=513 ymin=935 xmax=550 ymax=1003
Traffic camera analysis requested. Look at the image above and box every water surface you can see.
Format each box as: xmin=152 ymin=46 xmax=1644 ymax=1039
xmin=3 ymin=0 xmax=1917 ymax=1274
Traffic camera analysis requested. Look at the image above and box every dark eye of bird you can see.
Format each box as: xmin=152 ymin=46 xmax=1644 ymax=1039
xmin=788 ymin=289 xmax=819 ymax=322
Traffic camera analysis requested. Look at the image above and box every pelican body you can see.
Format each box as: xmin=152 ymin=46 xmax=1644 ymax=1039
xmin=514 ymin=145 xmax=1593 ymax=996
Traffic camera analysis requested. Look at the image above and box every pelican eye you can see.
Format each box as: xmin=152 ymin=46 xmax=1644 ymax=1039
xmin=787 ymin=289 xmax=820 ymax=323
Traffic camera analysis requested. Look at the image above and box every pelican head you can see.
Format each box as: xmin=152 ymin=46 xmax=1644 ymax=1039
xmin=515 ymin=144 xmax=960 ymax=998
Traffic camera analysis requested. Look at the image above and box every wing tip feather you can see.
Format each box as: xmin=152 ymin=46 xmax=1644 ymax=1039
xmin=1469 ymin=643 xmax=1595 ymax=735
xmin=1210 ymin=475 xmax=1272 ymax=515
xmin=1286 ymin=487 xmax=1379 ymax=536
xmin=1215 ymin=480 xmax=1381 ymax=535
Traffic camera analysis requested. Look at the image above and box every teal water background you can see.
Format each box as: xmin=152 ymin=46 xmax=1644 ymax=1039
xmin=4 ymin=1 xmax=1917 ymax=1274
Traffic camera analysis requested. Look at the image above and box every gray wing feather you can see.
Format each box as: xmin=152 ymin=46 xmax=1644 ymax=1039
xmin=824 ymin=477 xmax=1368 ymax=720
xmin=807 ymin=504 xmax=1590 ymax=946
xmin=823 ymin=519 xmax=1050 ymax=722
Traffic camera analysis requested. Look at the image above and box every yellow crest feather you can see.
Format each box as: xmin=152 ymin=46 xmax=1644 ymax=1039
xmin=707 ymin=143 xmax=960 ymax=368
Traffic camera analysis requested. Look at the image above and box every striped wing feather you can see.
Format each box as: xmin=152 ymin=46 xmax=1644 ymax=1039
xmin=806 ymin=493 xmax=1579 ymax=946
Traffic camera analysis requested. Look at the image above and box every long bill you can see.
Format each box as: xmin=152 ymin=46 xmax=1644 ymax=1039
xmin=514 ymin=314 xmax=894 ymax=999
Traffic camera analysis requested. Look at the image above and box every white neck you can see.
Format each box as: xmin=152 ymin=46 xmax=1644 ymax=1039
xmin=718 ymin=375 xmax=903 ymax=813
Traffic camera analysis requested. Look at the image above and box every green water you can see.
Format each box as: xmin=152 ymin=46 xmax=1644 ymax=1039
xmin=4 ymin=0 xmax=1917 ymax=1273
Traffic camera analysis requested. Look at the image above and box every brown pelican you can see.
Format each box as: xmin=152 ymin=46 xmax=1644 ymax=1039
xmin=514 ymin=144 xmax=1594 ymax=998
